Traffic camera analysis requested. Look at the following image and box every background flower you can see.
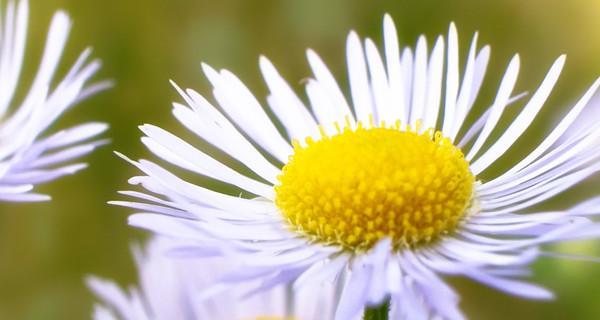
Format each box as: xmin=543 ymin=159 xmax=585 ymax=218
xmin=0 ymin=0 xmax=108 ymax=202
xmin=2 ymin=0 xmax=600 ymax=319
xmin=88 ymin=237 xmax=341 ymax=320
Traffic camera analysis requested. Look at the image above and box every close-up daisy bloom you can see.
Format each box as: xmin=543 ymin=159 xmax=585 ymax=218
xmin=0 ymin=0 xmax=108 ymax=202
xmin=87 ymin=236 xmax=340 ymax=320
xmin=113 ymin=14 xmax=600 ymax=319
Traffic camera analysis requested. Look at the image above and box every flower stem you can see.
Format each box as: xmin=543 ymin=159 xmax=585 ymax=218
xmin=363 ymin=299 xmax=390 ymax=320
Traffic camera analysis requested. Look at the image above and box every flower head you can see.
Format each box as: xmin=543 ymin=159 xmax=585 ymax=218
xmin=0 ymin=0 xmax=108 ymax=202
xmin=114 ymin=14 xmax=600 ymax=319
xmin=276 ymin=122 xmax=475 ymax=251
xmin=88 ymin=237 xmax=340 ymax=320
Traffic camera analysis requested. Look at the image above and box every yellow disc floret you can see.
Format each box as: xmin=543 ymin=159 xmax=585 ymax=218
xmin=274 ymin=121 xmax=475 ymax=252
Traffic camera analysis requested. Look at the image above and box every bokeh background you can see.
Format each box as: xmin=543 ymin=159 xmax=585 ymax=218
xmin=1 ymin=0 xmax=600 ymax=318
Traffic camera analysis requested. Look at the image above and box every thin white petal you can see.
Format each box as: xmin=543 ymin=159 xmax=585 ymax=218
xmin=471 ymin=56 xmax=566 ymax=174
xmin=202 ymin=63 xmax=292 ymax=162
xmin=365 ymin=38 xmax=393 ymax=123
xmin=346 ymin=31 xmax=373 ymax=123
xmin=409 ymin=36 xmax=428 ymax=125
xmin=466 ymin=55 xmax=520 ymax=160
xmin=306 ymin=49 xmax=354 ymax=125
xmin=259 ymin=56 xmax=319 ymax=140
xmin=441 ymin=23 xmax=459 ymax=135
xmin=422 ymin=36 xmax=444 ymax=130
xmin=383 ymin=14 xmax=408 ymax=124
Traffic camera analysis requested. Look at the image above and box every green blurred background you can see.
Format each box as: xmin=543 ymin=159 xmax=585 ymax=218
xmin=1 ymin=0 xmax=600 ymax=318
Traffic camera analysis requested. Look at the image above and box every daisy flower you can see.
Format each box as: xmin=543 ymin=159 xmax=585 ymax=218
xmin=114 ymin=14 xmax=600 ymax=319
xmin=87 ymin=236 xmax=340 ymax=320
xmin=0 ymin=0 xmax=108 ymax=202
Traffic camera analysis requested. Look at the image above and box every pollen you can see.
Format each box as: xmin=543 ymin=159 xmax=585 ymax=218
xmin=274 ymin=120 xmax=475 ymax=252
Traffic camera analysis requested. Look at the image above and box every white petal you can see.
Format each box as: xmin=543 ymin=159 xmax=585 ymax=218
xmin=365 ymin=38 xmax=393 ymax=123
xmin=140 ymin=124 xmax=274 ymax=198
xmin=466 ymin=55 xmax=520 ymax=161
xmin=202 ymin=63 xmax=292 ymax=162
xmin=306 ymin=49 xmax=354 ymax=125
xmin=464 ymin=270 xmax=554 ymax=300
xmin=470 ymin=56 xmax=566 ymax=174
xmin=441 ymin=23 xmax=459 ymax=135
xmin=409 ymin=36 xmax=428 ymax=125
xmin=383 ymin=14 xmax=408 ymax=124
xmin=422 ymin=36 xmax=444 ymax=130
xmin=495 ymin=77 xmax=600 ymax=177
xmin=450 ymin=33 xmax=479 ymax=140
xmin=259 ymin=56 xmax=319 ymax=140
xmin=346 ymin=31 xmax=373 ymax=123
xmin=170 ymin=90 xmax=280 ymax=183
xmin=334 ymin=262 xmax=372 ymax=320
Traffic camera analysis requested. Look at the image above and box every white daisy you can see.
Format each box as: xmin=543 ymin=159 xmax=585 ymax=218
xmin=0 ymin=0 xmax=108 ymax=202
xmin=114 ymin=14 xmax=600 ymax=320
xmin=87 ymin=236 xmax=340 ymax=320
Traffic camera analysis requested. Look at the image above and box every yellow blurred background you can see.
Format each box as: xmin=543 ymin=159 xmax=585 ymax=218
xmin=1 ymin=0 xmax=600 ymax=318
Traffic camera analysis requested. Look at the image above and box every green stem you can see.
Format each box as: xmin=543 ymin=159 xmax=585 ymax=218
xmin=363 ymin=299 xmax=390 ymax=320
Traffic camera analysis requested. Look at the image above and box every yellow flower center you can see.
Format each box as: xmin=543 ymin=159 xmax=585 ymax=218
xmin=274 ymin=121 xmax=475 ymax=252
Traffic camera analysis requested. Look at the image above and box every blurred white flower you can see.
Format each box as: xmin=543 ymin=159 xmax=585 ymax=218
xmin=0 ymin=0 xmax=109 ymax=202
xmin=114 ymin=14 xmax=600 ymax=320
xmin=88 ymin=237 xmax=341 ymax=320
